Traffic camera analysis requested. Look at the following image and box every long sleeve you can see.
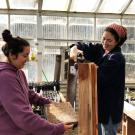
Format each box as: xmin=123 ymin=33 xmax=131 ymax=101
xmin=0 ymin=70 xmax=64 ymax=135
xmin=28 ymin=90 xmax=51 ymax=105
xmin=76 ymin=42 xmax=104 ymax=63
xmin=20 ymin=70 xmax=51 ymax=105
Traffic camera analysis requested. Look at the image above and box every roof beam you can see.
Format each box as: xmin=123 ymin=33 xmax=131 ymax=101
xmin=67 ymin=0 xmax=72 ymax=12
xmin=0 ymin=9 xmax=37 ymax=15
xmin=95 ymin=0 xmax=103 ymax=13
xmin=38 ymin=0 xmax=43 ymax=13
xmin=121 ymin=0 xmax=133 ymax=14
xmin=6 ymin=0 xmax=10 ymax=9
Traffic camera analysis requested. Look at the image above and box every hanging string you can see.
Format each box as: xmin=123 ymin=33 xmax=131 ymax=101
xmin=42 ymin=69 xmax=49 ymax=82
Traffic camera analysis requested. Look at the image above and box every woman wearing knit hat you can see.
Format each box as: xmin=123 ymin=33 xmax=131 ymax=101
xmin=70 ymin=23 xmax=127 ymax=135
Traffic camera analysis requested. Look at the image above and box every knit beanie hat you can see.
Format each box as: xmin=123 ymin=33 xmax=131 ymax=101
xmin=107 ymin=23 xmax=127 ymax=38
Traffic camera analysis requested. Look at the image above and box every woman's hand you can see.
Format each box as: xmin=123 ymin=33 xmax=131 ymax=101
xmin=63 ymin=122 xmax=74 ymax=131
xmin=70 ymin=46 xmax=83 ymax=61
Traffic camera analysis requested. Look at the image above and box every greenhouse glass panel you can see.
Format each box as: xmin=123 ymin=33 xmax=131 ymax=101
xmin=98 ymin=0 xmax=130 ymax=13
xmin=9 ymin=0 xmax=38 ymax=9
xmin=27 ymin=39 xmax=36 ymax=46
xmin=70 ymin=0 xmax=100 ymax=12
xmin=122 ymin=43 xmax=135 ymax=54
xmin=68 ymin=17 xmax=94 ymax=40
xmin=10 ymin=15 xmax=37 ymax=38
xmin=96 ymin=18 xmax=120 ymax=40
xmin=38 ymin=40 xmax=67 ymax=47
xmin=24 ymin=60 xmax=38 ymax=83
xmin=122 ymin=19 xmax=135 ymax=41
xmin=23 ymin=42 xmax=62 ymax=83
xmin=0 ymin=15 xmax=8 ymax=38
xmin=125 ymin=62 xmax=135 ymax=83
xmin=125 ymin=0 xmax=135 ymax=14
xmin=122 ymin=19 xmax=135 ymax=82
xmin=0 ymin=40 xmax=6 ymax=61
xmin=23 ymin=41 xmax=38 ymax=83
xmin=0 ymin=0 xmax=7 ymax=9
xmin=122 ymin=43 xmax=135 ymax=83
xmin=42 ymin=45 xmax=61 ymax=81
xmin=42 ymin=0 xmax=69 ymax=11
xmin=28 ymin=40 xmax=67 ymax=82
xmin=42 ymin=16 xmax=67 ymax=39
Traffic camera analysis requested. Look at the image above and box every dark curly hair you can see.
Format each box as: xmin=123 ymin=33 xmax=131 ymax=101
xmin=104 ymin=27 xmax=127 ymax=46
xmin=2 ymin=29 xmax=30 ymax=57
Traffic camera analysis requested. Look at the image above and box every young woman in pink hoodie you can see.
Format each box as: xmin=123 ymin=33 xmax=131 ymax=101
xmin=0 ymin=29 xmax=73 ymax=135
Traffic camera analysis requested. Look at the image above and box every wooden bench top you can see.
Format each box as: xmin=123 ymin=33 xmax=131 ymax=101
xmin=124 ymin=101 xmax=135 ymax=121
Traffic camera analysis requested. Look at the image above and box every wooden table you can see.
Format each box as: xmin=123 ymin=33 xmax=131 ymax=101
xmin=122 ymin=101 xmax=135 ymax=135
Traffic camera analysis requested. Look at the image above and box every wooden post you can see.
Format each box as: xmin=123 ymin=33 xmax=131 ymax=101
xmin=78 ymin=63 xmax=98 ymax=135
xmin=122 ymin=101 xmax=135 ymax=135
xmin=54 ymin=55 xmax=61 ymax=81
xmin=67 ymin=59 xmax=77 ymax=107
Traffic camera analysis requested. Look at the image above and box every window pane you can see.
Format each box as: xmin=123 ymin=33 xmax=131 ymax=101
xmin=122 ymin=43 xmax=135 ymax=82
xmin=9 ymin=0 xmax=38 ymax=9
xmin=42 ymin=0 xmax=69 ymax=11
xmin=42 ymin=46 xmax=61 ymax=81
xmin=70 ymin=0 xmax=100 ymax=12
xmin=42 ymin=16 xmax=67 ymax=39
xmin=0 ymin=0 xmax=7 ymax=9
xmin=122 ymin=19 xmax=135 ymax=41
xmin=0 ymin=40 xmax=6 ymax=61
xmin=98 ymin=0 xmax=130 ymax=13
xmin=125 ymin=0 xmax=135 ymax=14
xmin=96 ymin=18 xmax=120 ymax=40
xmin=10 ymin=15 xmax=37 ymax=38
xmin=0 ymin=15 xmax=8 ymax=38
xmin=122 ymin=19 xmax=135 ymax=82
xmin=27 ymin=40 xmax=67 ymax=82
xmin=68 ymin=17 xmax=94 ymax=40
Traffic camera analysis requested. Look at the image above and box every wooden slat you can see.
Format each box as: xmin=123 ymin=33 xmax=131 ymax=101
xmin=54 ymin=55 xmax=61 ymax=81
xmin=122 ymin=101 xmax=135 ymax=135
xmin=46 ymin=102 xmax=78 ymax=123
xmin=124 ymin=101 xmax=135 ymax=121
xmin=67 ymin=59 xmax=77 ymax=107
xmin=91 ymin=64 xmax=98 ymax=135
xmin=78 ymin=63 xmax=98 ymax=135
xmin=45 ymin=102 xmax=78 ymax=135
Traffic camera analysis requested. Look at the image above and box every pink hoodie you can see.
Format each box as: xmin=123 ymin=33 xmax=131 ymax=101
xmin=0 ymin=62 xmax=64 ymax=135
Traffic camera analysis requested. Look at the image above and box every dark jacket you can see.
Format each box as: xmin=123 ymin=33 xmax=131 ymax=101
xmin=77 ymin=42 xmax=125 ymax=124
